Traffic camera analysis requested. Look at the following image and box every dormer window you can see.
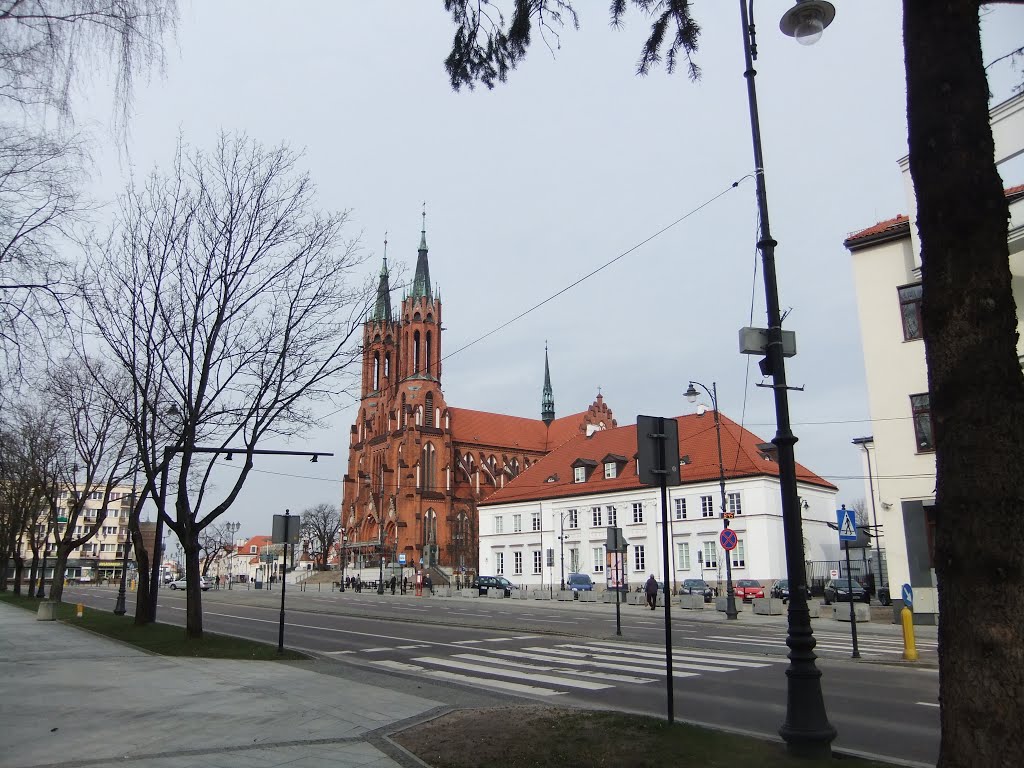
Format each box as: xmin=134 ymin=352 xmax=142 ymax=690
xmin=599 ymin=454 xmax=626 ymax=480
xmin=604 ymin=462 xmax=616 ymax=479
xmin=571 ymin=458 xmax=598 ymax=483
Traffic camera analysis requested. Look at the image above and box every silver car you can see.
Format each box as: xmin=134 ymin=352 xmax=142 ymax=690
xmin=168 ymin=576 xmax=210 ymax=591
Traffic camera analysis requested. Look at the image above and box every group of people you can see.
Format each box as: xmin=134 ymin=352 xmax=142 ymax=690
xmin=342 ymin=574 xmax=434 ymax=595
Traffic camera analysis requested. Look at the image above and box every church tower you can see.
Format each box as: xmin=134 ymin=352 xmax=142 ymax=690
xmin=541 ymin=344 xmax=555 ymax=426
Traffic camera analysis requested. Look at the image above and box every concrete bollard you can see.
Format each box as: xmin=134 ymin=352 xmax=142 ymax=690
xmin=557 ymin=590 xmax=574 ymax=602
xmin=36 ymin=601 xmax=58 ymax=621
xmin=835 ymin=602 xmax=871 ymax=622
xmin=577 ymin=591 xmax=597 ymax=602
xmin=752 ymin=598 xmax=785 ymax=615
xmin=679 ymin=594 xmax=705 ymax=610
xmin=531 ymin=590 xmax=551 ymax=600
xmin=715 ymin=597 xmax=744 ymax=612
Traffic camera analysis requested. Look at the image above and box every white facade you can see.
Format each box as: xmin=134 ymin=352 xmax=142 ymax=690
xmin=478 ymin=476 xmax=839 ymax=592
xmin=847 ymin=92 xmax=1024 ymax=622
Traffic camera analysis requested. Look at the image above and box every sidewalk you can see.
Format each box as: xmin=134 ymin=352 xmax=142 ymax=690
xmin=0 ymin=602 xmax=441 ymax=768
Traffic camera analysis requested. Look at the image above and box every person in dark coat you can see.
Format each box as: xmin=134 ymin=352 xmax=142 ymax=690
xmin=390 ymin=575 xmax=397 ymax=594
xmin=425 ymin=574 xmax=433 ymax=594
xmin=644 ymin=574 xmax=659 ymax=610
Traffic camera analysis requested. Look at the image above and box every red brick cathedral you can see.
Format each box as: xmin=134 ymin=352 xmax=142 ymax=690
xmin=340 ymin=221 xmax=616 ymax=583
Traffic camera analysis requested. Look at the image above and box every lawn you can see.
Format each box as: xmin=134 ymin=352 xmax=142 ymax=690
xmin=0 ymin=591 xmax=306 ymax=660
xmin=394 ymin=707 xmax=894 ymax=768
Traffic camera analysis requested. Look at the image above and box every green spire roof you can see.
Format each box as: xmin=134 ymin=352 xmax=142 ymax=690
xmin=410 ymin=207 xmax=432 ymax=301
xmin=541 ymin=344 xmax=555 ymax=426
xmin=371 ymin=253 xmax=392 ymax=323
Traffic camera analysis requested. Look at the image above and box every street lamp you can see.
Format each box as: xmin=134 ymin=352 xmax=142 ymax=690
xmin=852 ymin=437 xmax=885 ymax=599
xmin=738 ymin=0 xmax=836 ymax=757
xmin=377 ymin=524 xmax=385 ymax=594
xmin=114 ymin=485 xmax=137 ymax=615
xmin=685 ymin=381 xmax=738 ymax=620
xmin=339 ymin=530 xmax=348 ymax=592
xmin=225 ymin=521 xmax=240 ymax=589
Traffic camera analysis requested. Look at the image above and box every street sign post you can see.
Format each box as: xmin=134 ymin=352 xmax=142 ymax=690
xmin=830 ymin=569 xmax=839 ymax=579
xmin=398 ymin=553 xmax=406 ymax=565
xmin=836 ymin=505 xmax=860 ymax=658
xmin=720 ymin=528 xmax=738 ymax=551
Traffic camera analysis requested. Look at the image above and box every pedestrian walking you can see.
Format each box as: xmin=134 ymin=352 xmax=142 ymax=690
xmin=644 ymin=574 xmax=659 ymax=610
xmin=402 ymin=576 xmax=408 ymax=594
xmin=390 ymin=575 xmax=397 ymax=594
xmin=425 ymin=574 xmax=433 ymax=594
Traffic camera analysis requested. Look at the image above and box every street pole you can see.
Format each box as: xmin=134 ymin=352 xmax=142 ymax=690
xmin=738 ymin=0 xmax=836 ymax=756
xmin=559 ymin=513 xmax=565 ymax=591
xmin=853 ymin=437 xmax=885 ymax=594
xmin=377 ymin=526 xmax=385 ymax=594
xmin=340 ymin=532 xmax=347 ymax=592
xmin=844 ymin=541 xmax=860 ymax=658
xmin=655 ymin=417 xmax=675 ymax=725
xmin=278 ymin=510 xmax=291 ymax=654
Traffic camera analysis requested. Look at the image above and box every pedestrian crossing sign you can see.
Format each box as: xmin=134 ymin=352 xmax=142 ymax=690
xmin=837 ymin=507 xmax=857 ymax=541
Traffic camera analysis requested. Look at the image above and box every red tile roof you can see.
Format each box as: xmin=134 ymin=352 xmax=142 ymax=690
xmin=480 ymin=412 xmax=834 ymax=506
xmin=845 ymin=185 xmax=1024 ymax=249
xmin=241 ymin=535 xmax=272 ymax=564
xmin=449 ymin=407 xmax=588 ymax=453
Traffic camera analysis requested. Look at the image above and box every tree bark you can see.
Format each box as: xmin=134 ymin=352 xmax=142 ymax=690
xmin=184 ymin=527 xmax=203 ymax=638
xmin=903 ymin=3 xmax=1024 ymax=767
xmin=132 ymin=523 xmax=153 ymax=625
xmin=46 ymin=544 xmax=73 ymax=603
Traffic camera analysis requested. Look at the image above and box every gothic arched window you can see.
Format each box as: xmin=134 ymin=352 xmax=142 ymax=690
xmin=413 ymin=330 xmax=421 ymax=374
xmin=425 ymin=508 xmax=437 ymax=544
xmin=426 ymin=331 xmax=433 ymax=376
xmin=425 ymin=392 xmax=434 ymax=427
xmin=422 ymin=443 xmax=436 ymax=490
xmin=373 ymin=352 xmax=380 ymax=390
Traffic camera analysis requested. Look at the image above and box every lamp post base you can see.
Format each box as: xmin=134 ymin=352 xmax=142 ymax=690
xmin=114 ymin=591 xmax=127 ymax=616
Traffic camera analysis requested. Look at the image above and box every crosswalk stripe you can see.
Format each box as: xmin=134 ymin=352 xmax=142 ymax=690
xmin=412 ymin=656 xmax=614 ymax=690
xmin=395 ymin=644 xmax=429 ymax=650
xmin=553 ymin=643 xmax=772 ymax=670
xmin=479 ymin=647 xmax=694 ymax=679
xmin=361 ymin=647 xmax=396 ymax=653
xmin=530 ymin=646 xmax=736 ymax=674
xmin=578 ymin=641 xmax=781 ymax=666
xmin=704 ymin=634 xmax=907 ymax=653
xmin=452 ymin=653 xmax=656 ymax=684
xmin=693 ymin=636 xmax=888 ymax=656
xmin=371 ymin=659 xmax=565 ymax=697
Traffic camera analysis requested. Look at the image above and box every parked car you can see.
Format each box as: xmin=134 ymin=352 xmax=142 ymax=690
xmin=167 ymin=576 xmax=210 ymax=591
xmin=680 ymin=578 xmax=714 ymax=602
xmin=770 ymin=578 xmax=811 ymax=603
xmin=473 ymin=575 xmax=515 ymax=596
xmin=566 ymin=573 xmax=594 ymax=597
xmin=733 ymin=579 xmax=765 ymax=602
xmin=823 ymin=578 xmax=869 ymax=604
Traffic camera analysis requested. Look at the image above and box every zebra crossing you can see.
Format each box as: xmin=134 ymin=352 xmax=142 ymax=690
xmin=364 ymin=638 xmax=783 ymax=697
xmin=688 ymin=628 xmax=939 ymax=659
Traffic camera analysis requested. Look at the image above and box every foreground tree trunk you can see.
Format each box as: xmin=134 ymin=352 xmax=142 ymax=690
xmin=903 ymin=3 xmax=1024 ymax=767
xmin=132 ymin=526 xmax=153 ymax=625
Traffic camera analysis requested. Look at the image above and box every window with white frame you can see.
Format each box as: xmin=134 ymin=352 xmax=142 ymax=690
xmin=632 ymin=502 xmax=643 ymax=524
xmin=701 ymin=495 xmax=714 ymax=518
xmin=569 ymin=548 xmax=581 ymax=573
xmin=494 ymin=516 xmax=504 ymax=534
xmin=593 ymin=546 xmax=605 ymax=572
xmin=566 ymin=509 xmax=578 ymax=529
xmin=573 ymin=466 xmax=586 ymax=483
xmin=732 ymin=539 xmax=745 ymax=568
xmin=495 ymin=551 xmax=504 ymax=574
xmin=592 ymin=506 xmax=603 ymax=527
xmin=702 ymin=541 xmax=717 ymax=568
xmin=514 ymin=551 xmax=523 ymax=574
xmin=633 ymin=545 xmax=645 ymax=572
xmin=513 ymin=514 xmax=522 ymax=532
xmin=674 ymin=498 xmax=687 ymax=520
xmin=533 ymin=550 xmax=542 ymax=574
xmin=101 ymin=543 xmax=115 ymax=552
xmin=604 ymin=462 xmax=617 ymax=479
xmin=676 ymin=542 xmax=691 ymax=570
xmin=605 ymin=505 xmax=617 ymax=526
xmin=531 ymin=511 xmax=542 ymax=531
xmin=727 ymin=492 xmax=742 ymax=515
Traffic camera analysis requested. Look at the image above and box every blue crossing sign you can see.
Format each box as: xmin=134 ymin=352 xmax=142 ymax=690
xmin=836 ymin=506 xmax=858 ymax=542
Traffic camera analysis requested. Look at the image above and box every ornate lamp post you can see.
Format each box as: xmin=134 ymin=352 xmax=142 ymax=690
xmin=339 ymin=530 xmax=348 ymax=592
xmin=735 ymin=0 xmax=837 ymax=757
xmin=224 ymin=521 xmax=240 ymax=589
xmin=684 ymin=381 xmax=737 ymax=620
xmin=377 ymin=524 xmax=385 ymax=594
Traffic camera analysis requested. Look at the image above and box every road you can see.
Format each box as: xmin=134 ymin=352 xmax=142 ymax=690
xmin=62 ymin=584 xmax=940 ymax=765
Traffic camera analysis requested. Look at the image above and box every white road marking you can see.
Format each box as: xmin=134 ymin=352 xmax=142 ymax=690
xmin=371 ymin=659 xmax=565 ymax=697
xmin=412 ymin=656 xmax=613 ymax=690
xmin=916 ymin=701 xmax=940 ymax=708
xmin=452 ymin=653 xmax=655 ymax=684
xmin=539 ymin=646 xmax=743 ymax=674
xmin=582 ymin=640 xmax=779 ymax=666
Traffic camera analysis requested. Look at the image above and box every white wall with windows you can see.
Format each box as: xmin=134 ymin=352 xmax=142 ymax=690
xmin=478 ymin=476 xmax=839 ymax=591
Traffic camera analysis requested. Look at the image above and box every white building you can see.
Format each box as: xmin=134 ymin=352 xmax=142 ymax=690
xmin=845 ymin=92 xmax=1024 ymax=624
xmin=477 ymin=411 xmax=839 ymax=593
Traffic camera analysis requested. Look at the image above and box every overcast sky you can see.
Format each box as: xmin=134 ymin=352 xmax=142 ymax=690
xmin=78 ymin=2 xmax=1024 ymax=543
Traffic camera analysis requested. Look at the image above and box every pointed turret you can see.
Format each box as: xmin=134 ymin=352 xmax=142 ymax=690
xmin=411 ymin=207 xmax=432 ymax=301
xmin=371 ymin=253 xmax=392 ymax=323
xmin=541 ymin=344 xmax=555 ymax=426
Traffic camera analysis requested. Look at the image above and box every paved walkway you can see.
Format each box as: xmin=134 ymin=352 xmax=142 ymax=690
xmin=0 ymin=602 xmax=441 ymax=768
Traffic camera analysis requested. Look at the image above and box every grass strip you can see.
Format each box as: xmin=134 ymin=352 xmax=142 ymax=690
xmin=0 ymin=591 xmax=307 ymax=660
xmin=394 ymin=707 xmax=894 ymax=768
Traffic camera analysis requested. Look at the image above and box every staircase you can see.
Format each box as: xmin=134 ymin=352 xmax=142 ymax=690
xmin=425 ymin=564 xmax=451 ymax=587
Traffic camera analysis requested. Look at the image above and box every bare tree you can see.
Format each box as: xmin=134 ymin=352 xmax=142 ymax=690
xmin=43 ymin=357 xmax=133 ymax=604
xmin=0 ymin=0 xmax=178 ymax=128
xmin=198 ymin=522 xmax=230 ymax=577
xmin=300 ymin=502 xmax=341 ymax=571
xmin=83 ymin=133 xmax=370 ymax=637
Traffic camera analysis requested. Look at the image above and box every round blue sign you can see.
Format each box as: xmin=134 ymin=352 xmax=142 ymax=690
xmin=901 ymin=583 xmax=914 ymax=608
xmin=720 ymin=528 xmax=738 ymax=551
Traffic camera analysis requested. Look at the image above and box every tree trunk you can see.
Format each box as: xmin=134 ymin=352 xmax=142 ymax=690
xmin=27 ymin=557 xmax=38 ymax=596
xmin=903 ymin=3 xmax=1024 ymax=767
xmin=185 ymin=533 xmax=203 ymax=638
xmin=132 ymin=525 xmax=153 ymax=625
xmin=45 ymin=546 xmax=73 ymax=603
xmin=12 ymin=554 xmax=24 ymax=594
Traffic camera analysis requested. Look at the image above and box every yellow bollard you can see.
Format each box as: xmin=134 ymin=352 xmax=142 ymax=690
xmin=901 ymin=606 xmax=918 ymax=661
xmin=76 ymin=603 xmax=84 ymax=618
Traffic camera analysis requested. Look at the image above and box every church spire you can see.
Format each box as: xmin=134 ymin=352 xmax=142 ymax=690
xmin=371 ymin=234 xmax=392 ymax=323
xmin=411 ymin=203 xmax=432 ymax=301
xmin=541 ymin=343 xmax=555 ymax=426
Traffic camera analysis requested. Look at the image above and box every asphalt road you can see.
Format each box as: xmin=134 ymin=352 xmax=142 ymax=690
xmin=62 ymin=584 xmax=940 ymax=765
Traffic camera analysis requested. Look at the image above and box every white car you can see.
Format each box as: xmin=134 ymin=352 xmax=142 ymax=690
xmin=167 ymin=576 xmax=210 ymax=591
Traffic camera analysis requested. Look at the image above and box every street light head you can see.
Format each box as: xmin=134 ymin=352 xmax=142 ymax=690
xmin=779 ymin=0 xmax=835 ymax=46
xmin=684 ymin=383 xmax=699 ymax=403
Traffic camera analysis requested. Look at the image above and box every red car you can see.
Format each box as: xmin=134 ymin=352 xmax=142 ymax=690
xmin=733 ymin=579 xmax=765 ymax=602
